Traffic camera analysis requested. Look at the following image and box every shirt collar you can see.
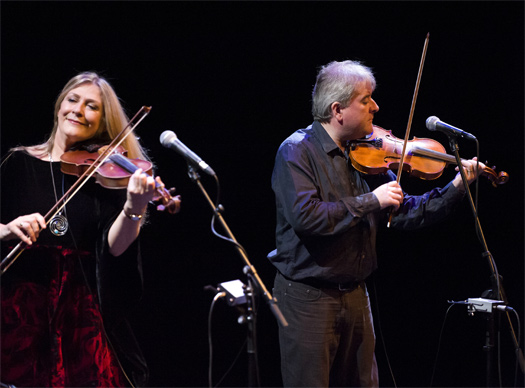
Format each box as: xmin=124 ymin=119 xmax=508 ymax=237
xmin=312 ymin=120 xmax=343 ymax=155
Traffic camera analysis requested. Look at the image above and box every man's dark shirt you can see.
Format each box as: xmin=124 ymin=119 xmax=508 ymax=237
xmin=268 ymin=121 xmax=464 ymax=284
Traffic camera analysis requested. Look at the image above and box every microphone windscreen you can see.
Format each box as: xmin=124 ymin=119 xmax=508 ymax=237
xmin=426 ymin=116 xmax=439 ymax=130
xmin=160 ymin=130 xmax=177 ymax=146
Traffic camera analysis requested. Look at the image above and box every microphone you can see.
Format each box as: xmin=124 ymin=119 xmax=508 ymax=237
xmin=425 ymin=116 xmax=477 ymax=141
xmin=160 ymin=130 xmax=216 ymax=176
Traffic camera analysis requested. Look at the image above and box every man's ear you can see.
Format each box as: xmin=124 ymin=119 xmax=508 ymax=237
xmin=331 ymin=101 xmax=343 ymax=121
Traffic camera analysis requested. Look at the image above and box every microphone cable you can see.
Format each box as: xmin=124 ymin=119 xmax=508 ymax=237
xmin=371 ymin=276 xmax=398 ymax=388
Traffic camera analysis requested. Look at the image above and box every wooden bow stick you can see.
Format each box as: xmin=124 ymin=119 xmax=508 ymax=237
xmin=387 ymin=33 xmax=430 ymax=227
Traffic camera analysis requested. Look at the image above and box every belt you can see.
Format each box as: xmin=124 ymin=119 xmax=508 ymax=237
xmin=283 ymin=273 xmax=362 ymax=292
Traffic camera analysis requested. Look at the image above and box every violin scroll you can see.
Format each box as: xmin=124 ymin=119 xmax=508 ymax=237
xmin=482 ymin=165 xmax=509 ymax=188
xmin=153 ymin=186 xmax=181 ymax=214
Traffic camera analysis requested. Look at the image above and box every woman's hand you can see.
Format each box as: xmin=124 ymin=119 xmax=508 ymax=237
xmin=109 ymin=169 xmax=178 ymax=256
xmin=0 ymin=213 xmax=46 ymax=245
xmin=122 ymin=169 xmax=158 ymax=218
xmin=125 ymin=169 xmax=182 ymax=215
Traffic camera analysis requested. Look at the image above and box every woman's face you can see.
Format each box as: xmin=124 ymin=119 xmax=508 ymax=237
xmin=56 ymin=83 xmax=103 ymax=146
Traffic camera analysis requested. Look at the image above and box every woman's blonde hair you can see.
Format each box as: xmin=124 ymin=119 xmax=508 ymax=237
xmin=18 ymin=72 xmax=149 ymax=160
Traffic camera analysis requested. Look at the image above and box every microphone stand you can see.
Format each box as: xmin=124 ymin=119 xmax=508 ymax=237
xmin=447 ymin=135 xmax=524 ymax=386
xmin=186 ymin=164 xmax=288 ymax=387
xmin=244 ymin=272 xmax=259 ymax=388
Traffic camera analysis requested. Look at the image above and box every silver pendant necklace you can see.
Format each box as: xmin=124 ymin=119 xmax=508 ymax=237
xmin=49 ymin=153 xmax=69 ymax=236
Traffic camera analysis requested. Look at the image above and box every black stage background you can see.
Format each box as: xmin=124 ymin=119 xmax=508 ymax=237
xmin=1 ymin=1 xmax=524 ymax=387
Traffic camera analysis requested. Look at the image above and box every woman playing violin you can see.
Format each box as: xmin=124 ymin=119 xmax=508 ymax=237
xmin=0 ymin=72 xmax=180 ymax=387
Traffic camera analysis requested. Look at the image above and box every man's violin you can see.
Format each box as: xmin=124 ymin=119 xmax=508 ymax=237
xmin=348 ymin=125 xmax=509 ymax=187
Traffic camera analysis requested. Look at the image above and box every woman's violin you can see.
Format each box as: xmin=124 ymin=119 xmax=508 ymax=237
xmin=60 ymin=144 xmax=180 ymax=213
xmin=349 ymin=125 xmax=509 ymax=187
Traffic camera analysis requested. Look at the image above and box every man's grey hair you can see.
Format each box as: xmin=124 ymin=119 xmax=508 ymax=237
xmin=312 ymin=60 xmax=376 ymax=123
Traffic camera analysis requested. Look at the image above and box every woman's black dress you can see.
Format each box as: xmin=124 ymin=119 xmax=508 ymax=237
xmin=1 ymin=151 xmax=148 ymax=387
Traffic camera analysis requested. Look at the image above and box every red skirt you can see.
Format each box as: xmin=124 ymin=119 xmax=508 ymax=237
xmin=1 ymin=247 xmax=126 ymax=387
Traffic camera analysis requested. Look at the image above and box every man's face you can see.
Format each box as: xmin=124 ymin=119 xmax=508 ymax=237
xmin=339 ymin=83 xmax=379 ymax=140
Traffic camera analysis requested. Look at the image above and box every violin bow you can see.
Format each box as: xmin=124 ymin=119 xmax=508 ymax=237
xmin=387 ymin=33 xmax=430 ymax=227
xmin=0 ymin=106 xmax=152 ymax=275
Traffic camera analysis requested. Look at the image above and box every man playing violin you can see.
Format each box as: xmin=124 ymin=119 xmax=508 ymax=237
xmin=0 ymin=72 xmax=180 ymax=387
xmin=267 ymin=60 xmax=483 ymax=387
